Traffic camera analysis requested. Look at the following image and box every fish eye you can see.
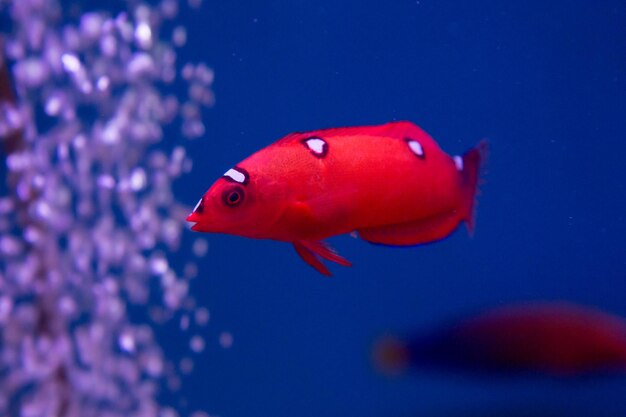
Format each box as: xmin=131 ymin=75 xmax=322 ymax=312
xmin=222 ymin=186 xmax=244 ymax=207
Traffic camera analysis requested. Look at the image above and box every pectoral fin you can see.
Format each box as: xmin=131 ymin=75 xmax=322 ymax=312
xmin=293 ymin=240 xmax=352 ymax=276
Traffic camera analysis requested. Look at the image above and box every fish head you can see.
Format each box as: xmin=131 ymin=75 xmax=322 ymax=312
xmin=186 ymin=163 xmax=289 ymax=239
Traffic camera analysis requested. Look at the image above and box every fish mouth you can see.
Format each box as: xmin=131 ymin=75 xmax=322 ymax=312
xmin=186 ymin=215 xmax=211 ymax=232
xmin=189 ymin=221 xmax=208 ymax=232
xmin=186 ymin=212 xmax=203 ymax=231
xmin=185 ymin=209 xmax=223 ymax=233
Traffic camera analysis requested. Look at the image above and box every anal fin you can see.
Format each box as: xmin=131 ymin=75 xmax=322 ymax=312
xmin=293 ymin=240 xmax=352 ymax=276
xmin=358 ymin=210 xmax=462 ymax=247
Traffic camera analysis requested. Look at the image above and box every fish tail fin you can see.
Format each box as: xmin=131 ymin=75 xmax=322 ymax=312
xmin=372 ymin=336 xmax=410 ymax=375
xmin=459 ymin=140 xmax=488 ymax=235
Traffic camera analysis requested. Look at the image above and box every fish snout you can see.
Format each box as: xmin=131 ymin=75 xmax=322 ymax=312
xmin=186 ymin=210 xmax=208 ymax=232
xmin=190 ymin=222 xmax=200 ymax=231
xmin=189 ymin=220 xmax=212 ymax=232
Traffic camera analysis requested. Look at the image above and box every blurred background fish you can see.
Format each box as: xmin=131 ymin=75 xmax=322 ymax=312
xmin=386 ymin=408 xmax=600 ymax=417
xmin=374 ymin=302 xmax=626 ymax=377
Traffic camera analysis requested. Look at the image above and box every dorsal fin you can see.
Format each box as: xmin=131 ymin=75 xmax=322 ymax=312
xmin=275 ymin=121 xmax=429 ymax=145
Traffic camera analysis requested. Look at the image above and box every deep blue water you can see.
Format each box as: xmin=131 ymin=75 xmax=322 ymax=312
xmin=175 ymin=1 xmax=626 ymax=416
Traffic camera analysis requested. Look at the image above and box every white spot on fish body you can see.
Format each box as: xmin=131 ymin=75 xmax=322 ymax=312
xmin=224 ymin=168 xmax=246 ymax=184
xmin=453 ymin=155 xmax=463 ymax=171
xmin=193 ymin=198 xmax=202 ymax=213
xmin=406 ymin=140 xmax=424 ymax=158
xmin=303 ymin=137 xmax=328 ymax=157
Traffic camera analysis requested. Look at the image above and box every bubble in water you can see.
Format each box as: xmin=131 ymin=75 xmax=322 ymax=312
xmin=192 ymin=238 xmax=208 ymax=257
xmin=194 ymin=307 xmax=210 ymax=326
xmin=179 ymin=357 xmax=194 ymax=374
xmin=119 ymin=330 xmax=137 ymax=353
xmin=219 ymin=332 xmax=233 ymax=349
xmin=61 ymin=53 xmax=81 ymax=73
xmin=189 ymin=335 xmax=205 ymax=353
xmin=172 ymin=26 xmax=187 ymax=47
xmin=0 ymin=0 xmax=215 ymax=415
xmin=134 ymin=22 xmax=153 ymax=49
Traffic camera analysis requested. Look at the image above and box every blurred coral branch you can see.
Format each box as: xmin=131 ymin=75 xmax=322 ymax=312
xmin=0 ymin=36 xmax=23 ymax=154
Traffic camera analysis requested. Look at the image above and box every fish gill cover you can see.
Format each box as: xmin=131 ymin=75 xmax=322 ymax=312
xmin=0 ymin=0 xmax=214 ymax=416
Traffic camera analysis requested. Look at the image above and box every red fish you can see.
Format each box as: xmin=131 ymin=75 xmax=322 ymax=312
xmin=187 ymin=121 xmax=487 ymax=275
xmin=374 ymin=302 xmax=626 ymax=377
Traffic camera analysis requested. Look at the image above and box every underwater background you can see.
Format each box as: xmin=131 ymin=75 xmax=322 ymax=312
xmin=1 ymin=0 xmax=625 ymax=416
xmin=184 ymin=1 xmax=626 ymax=416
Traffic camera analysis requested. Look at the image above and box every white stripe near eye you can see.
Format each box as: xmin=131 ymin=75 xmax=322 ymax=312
xmin=224 ymin=168 xmax=246 ymax=184
xmin=193 ymin=198 xmax=203 ymax=212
